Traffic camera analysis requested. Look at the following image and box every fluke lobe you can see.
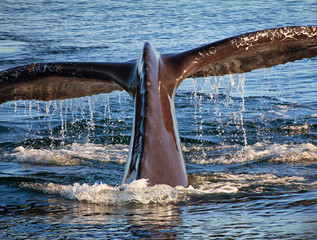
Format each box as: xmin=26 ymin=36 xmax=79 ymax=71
xmin=1 ymin=26 xmax=316 ymax=187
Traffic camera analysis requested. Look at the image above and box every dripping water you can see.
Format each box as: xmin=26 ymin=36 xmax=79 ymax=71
xmin=189 ymin=73 xmax=248 ymax=146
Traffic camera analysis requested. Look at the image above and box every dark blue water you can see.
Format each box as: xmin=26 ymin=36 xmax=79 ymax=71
xmin=1 ymin=0 xmax=317 ymax=239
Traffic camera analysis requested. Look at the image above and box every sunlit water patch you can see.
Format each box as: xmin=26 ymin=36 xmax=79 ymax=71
xmin=0 ymin=40 xmax=28 ymax=58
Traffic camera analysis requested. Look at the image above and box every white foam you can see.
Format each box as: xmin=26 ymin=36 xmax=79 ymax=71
xmin=20 ymin=179 xmax=244 ymax=206
xmin=191 ymin=142 xmax=317 ymax=164
xmin=5 ymin=143 xmax=129 ymax=166
xmin=268 ymin=110 xmax=291 ymax=119
xmin=194 ymin=173 xmax=314 ymax=194
xmin=8 ymin=141 xmax=317 ymax=205
xmin=21 ymin=179 xmax=183 ymax=206
xmin=281 ymin=123 xmax=311 ymax=135
xmin=20 ymin=171 xmax=315 ymax=206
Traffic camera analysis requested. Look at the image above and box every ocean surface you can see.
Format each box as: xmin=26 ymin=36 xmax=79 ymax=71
xmin=0 ymin=0 xmax=317 ymax=239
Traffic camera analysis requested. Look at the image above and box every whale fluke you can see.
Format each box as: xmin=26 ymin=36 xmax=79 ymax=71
xmin=0 ymin=62 xmax=137 ymax=103
xmin=1 ymin=26 xmax=316 ymax=187
xmin=165 ymin=26 xmax=317 ymax=87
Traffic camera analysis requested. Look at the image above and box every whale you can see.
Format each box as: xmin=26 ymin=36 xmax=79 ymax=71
xmin=1 ymin=26 xmax=316 ymax=187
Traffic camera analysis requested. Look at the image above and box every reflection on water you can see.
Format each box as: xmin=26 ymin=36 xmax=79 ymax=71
xmin=2 ymin=188 xmax=316 ymax=239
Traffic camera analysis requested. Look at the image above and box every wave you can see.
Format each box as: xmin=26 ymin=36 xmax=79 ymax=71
xmin=19 ymin=179 xmax=243 ymax=206
xmin=4 ymin=141 xmax=317 ymax=167
xmin=20 ymin=179 xmax=182 ymax=206
xmin=4 ymin=143 xmax=129 ymax=166
xmin=3 ymin=140 xmax=316 ymax=208
xmin=189 ymin=142 xmax=317 ymax=164
xmin=19 ymin=172 xmax=315 ymax=206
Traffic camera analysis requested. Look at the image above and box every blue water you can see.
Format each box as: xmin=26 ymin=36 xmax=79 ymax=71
xmin=1 ymin=0 xmax=317 ymax=239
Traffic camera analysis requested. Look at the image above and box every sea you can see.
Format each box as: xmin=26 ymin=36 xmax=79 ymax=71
xmin=0 ymin=0 xmax=316 ymax=239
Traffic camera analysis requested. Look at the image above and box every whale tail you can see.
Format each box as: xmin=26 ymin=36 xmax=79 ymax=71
xmin=1 ymin=26 xmax=316 ymax=104
xmin=1 ymin=26 xmax=316 ymax=186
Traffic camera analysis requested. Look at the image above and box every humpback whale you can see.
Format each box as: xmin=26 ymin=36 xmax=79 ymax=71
xmin=1 ymin=26 xmax=316 ymax=187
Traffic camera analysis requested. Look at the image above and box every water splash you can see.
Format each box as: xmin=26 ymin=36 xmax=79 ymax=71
xmin=19 ymin=179 xmax=241 ymax=206
xmin=5 ymin=143 xmax=129 ymax=166
xmin=19 ymin=171 xmax=315 ymax=206
xmin=20 ymin=179 xmax=182 ymax=206
xmin=188 ymin=142 xmax=317 ymax=165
